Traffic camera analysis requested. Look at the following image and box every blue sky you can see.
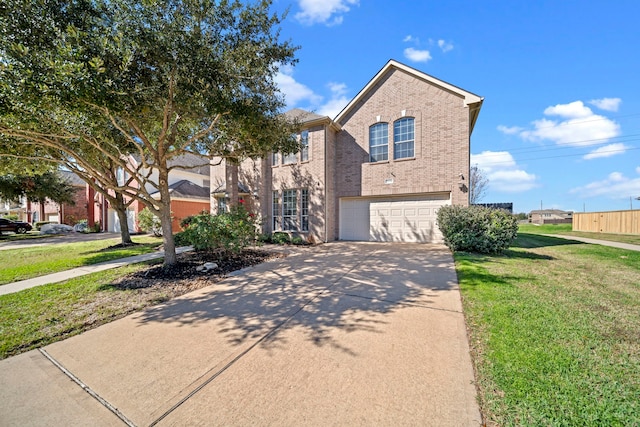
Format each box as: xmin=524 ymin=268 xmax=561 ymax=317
xmin=270 ymin=0 xmax=640 ymax=214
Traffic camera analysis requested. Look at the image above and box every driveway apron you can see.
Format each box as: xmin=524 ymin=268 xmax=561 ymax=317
xmin=0 ymin=242 xmax=481 ymax=426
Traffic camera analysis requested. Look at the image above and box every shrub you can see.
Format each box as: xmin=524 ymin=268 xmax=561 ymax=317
xmin=138 ymin=207 xmax=163 ymax=236
xmin=180 ymin=204 xmax=259 ymax=253
xmin=271 ymin=232 xmax=291 ymax=245
xmin=5 ymin=214 xmax=18 ymax=221
xmin=290 ymin=236 xmax=307 ymax=246
xmin=437 ymin=205 xmax=518 ymax=253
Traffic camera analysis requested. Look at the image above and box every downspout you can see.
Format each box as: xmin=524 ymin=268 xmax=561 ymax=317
xmin=323 ymin=125 xmax=327 ymax=242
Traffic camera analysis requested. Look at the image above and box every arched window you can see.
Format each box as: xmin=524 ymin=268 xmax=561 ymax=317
xmin=394 ymin=117 xmax=414 ymax=159
xmin=369 ymin=122 xmax=388 ymax=162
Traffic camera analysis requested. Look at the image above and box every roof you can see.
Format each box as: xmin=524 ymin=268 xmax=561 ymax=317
xmin=334 ymin=59 xmax=484 ymax=133
xmin=58 ymin=170 xmax=86 ymax=187
xmin=529 ymin=209 xmax=573 ymax=215
xmin=151 ymin=180 xmax=210 ymax=200
xmin=211 ymin=181 xmax=251 ymax=195
xmin=132 ymin=153 xmax=211 ymax=176
xmin=283 ymin=108 xmax=342 ymax=132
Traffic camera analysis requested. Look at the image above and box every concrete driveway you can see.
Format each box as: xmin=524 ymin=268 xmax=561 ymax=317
xmin=0 ymin=242 xmax=481 ymax=426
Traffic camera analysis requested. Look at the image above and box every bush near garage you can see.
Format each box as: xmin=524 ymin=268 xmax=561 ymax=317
xmin=437 ymin=205 xmax=518 ymax=254
xmin=180 ymin=204 xmax=259 ymax=254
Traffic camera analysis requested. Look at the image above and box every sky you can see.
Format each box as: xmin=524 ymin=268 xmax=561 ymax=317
xmin=269 ymin=0 xmax=640 ymax=214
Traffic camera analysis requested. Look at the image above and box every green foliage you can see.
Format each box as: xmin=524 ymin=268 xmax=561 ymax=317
xmin=0 ymin=172 xmax=76 ymax=205
xmin=137 ymin=208 xmax=162 ymax=237
xmin=290 ymin=236 xmax=307 ymax=246
xmin=437 ymin=205 xmax=518 ymax=253
xmin=271 ymin=232 xmax=291 ymax=245
xmin=180 ymin=205 xmax=259 ymax=253
xmin=4 ymin=214 xmax=18 ymax=221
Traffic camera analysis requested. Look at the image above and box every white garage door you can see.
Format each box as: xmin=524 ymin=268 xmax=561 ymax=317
xmin=339 ymin=194 xmax=450 ymax=243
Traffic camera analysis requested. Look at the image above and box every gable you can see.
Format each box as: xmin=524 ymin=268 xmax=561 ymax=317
xmin=335 ymin=60 xmax=483 ymax=133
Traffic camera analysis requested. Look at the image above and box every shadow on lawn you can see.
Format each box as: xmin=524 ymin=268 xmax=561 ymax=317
xmin=513 ymin=233 xmax=583 ymax=249
xmin=132 ymin=242 xmax=459 ymax=356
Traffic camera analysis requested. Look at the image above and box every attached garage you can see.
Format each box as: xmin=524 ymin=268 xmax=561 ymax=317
xmin=339 ymin=193 xmax=450 ymax=243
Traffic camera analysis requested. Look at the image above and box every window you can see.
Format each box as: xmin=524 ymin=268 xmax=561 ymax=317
xmin=394 ymin=117 xmax=414 ymax=159
xmin=301 ymin=189 xmax=309 ymax=232
xmin=283 ymin=151 xmax=297 ymax=164
xmin=369 ymin=123 xmax=388 ymax=162
xmin=217 ymin=197 xmax=227 ymax=214
xmin=300 ymin=130 xmax=309 ymax=162
xmin=283 ymin=189 xmax=297 ymax=230
xmin=272 ymin=191 xmax=281 ymax=230
xmin=272 ymin=152 xmax=279 ymax=166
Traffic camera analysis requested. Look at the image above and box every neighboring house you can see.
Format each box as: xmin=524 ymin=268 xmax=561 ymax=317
xmin=211 ymin=59 xmax=483 ymax=243
xmin=28 ymin=171 xmax=87 ymax=225
xmin=88 ymin=153 xmax=211 ymax=233
xmin=529 ymin=209 xmax=573 ymax=225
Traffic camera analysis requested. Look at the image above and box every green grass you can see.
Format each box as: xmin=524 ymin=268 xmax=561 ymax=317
xmin=519 ymin=223 xmax=640 ymax=245
xmin=457 ymin=232 xmax=640 ymax=425
xmin=0 ymin=263 xmax=163 ymax=358
xmin=0 ymin=236 xmax=163 ymax=285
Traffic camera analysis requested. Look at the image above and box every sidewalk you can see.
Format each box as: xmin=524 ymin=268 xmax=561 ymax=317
xmin=544 ymin=234 xmax=640 ymax=252
xmin=0 ymin=242 xmax=482 ymax=426
xmin=0 ymin=246 xmax=193 ymax=296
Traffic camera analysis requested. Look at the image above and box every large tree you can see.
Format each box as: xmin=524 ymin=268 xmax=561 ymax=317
xmin=0 ymin=171 xmax=76 ymax=207
xmin=0 ymin=0 xmax=299 ymax=265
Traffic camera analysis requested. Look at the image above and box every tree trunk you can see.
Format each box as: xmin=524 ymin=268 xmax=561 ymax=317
xmin=158 ymin=168 xmax=177 ymax=266
xmin=113 ymin=192 xmax=133 ymax=245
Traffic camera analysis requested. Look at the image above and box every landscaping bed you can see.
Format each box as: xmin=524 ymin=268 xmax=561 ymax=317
xmin=0 ymin=248 xmax=284 ymax=359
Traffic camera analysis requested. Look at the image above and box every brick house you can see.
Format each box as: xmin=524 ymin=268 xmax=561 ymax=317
xmin=528 ymin=209 xmax=573 ymax=225
xmin=88 ymin=153 xmax=211 ymax=233
xmin=28 ymin=171 xmax=88 ymax=225
xmin=210 ymin=59 xmax=483 ymax=243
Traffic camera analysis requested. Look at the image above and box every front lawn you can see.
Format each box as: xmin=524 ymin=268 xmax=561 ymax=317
xmin=457 ymin=232 xmax=640 ymax=425
xmin=520 ymin=223 xmax=640 ymax=245
xmin=0 ymin=236 xmax=163 ymax=285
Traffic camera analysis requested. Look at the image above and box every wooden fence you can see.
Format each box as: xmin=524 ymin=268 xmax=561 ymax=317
xmin=573 ymin=210 xmax=640 ymax=234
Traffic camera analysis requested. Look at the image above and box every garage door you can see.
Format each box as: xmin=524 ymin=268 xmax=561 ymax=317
xmin=339 ymin=194 xmax=450 ymax=243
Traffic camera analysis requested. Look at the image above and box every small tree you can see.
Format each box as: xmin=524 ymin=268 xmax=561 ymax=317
xmin=137 ymin=207 xmax=163 ymax=237
xmin=469 ymin=165 xmax=489 ymax=205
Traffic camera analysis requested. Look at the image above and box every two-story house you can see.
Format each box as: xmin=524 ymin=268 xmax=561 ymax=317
xmin=210 ymin=59 xmax=483 ymax=243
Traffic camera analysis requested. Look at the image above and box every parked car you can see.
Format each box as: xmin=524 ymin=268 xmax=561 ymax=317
xmin=0 ymin=218 xmax=33 ymax=234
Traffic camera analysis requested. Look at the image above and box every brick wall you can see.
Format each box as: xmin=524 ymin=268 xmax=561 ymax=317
xmin=335 ymin=68 xmax=470 ymax=206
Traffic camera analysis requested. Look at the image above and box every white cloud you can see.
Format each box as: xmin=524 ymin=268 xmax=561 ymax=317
xmin=403 ymin=35 xmax=415 ymax=42
xmin=317 ymin=82 xmax=350 ymax=118
xmin=497 ymin=125 xmax=523 ymax=135
xmin=519 ymin=100 xmax=621 ymax=147
xmin=570 ymin=170 xmax=640 ymax=199
xmin=437 ymin=39 xmax=454 ymax=53
xmin=295 ymin=0 xmax=359 ymax=25
xmin=403 ymin=47 xmax=431 ymax=63
xmin=275 ymin=64 xmax=322 ymax=106
xmin=589 ymin=97 xmax=621 ymax=112
xmin=583 ymin=143 xmax=629 ymax=160
xmin=471 ymin=151 xmax=537 ymax=193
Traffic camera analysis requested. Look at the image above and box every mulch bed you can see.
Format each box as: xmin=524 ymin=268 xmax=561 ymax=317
xmin=110 ymin=248 xmax=285 ymax=296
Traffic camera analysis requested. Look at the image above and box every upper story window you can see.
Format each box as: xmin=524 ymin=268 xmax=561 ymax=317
xmin=300 ymin=130 xmax=309 ymax=162
xmin=369 ymin=123 xmax=388 ymax=162
xmin=393 ymin=117 xmax=414 ymax=159
xmin=283 ymin=151 xmax=297 ymax=164
xmin=272 ymin=152 xmax=279 ymax=166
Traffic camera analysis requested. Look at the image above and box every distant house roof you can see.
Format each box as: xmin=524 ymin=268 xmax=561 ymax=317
xmin=59 ymin=170 xmax=86 ymax=187
xmin=132 ymin=153 xmax=211 ymax=176
xmin=151 ymin=180 xmax=210 ymax=200
xmin=211 ymin=181 xmax=251 ymax=195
